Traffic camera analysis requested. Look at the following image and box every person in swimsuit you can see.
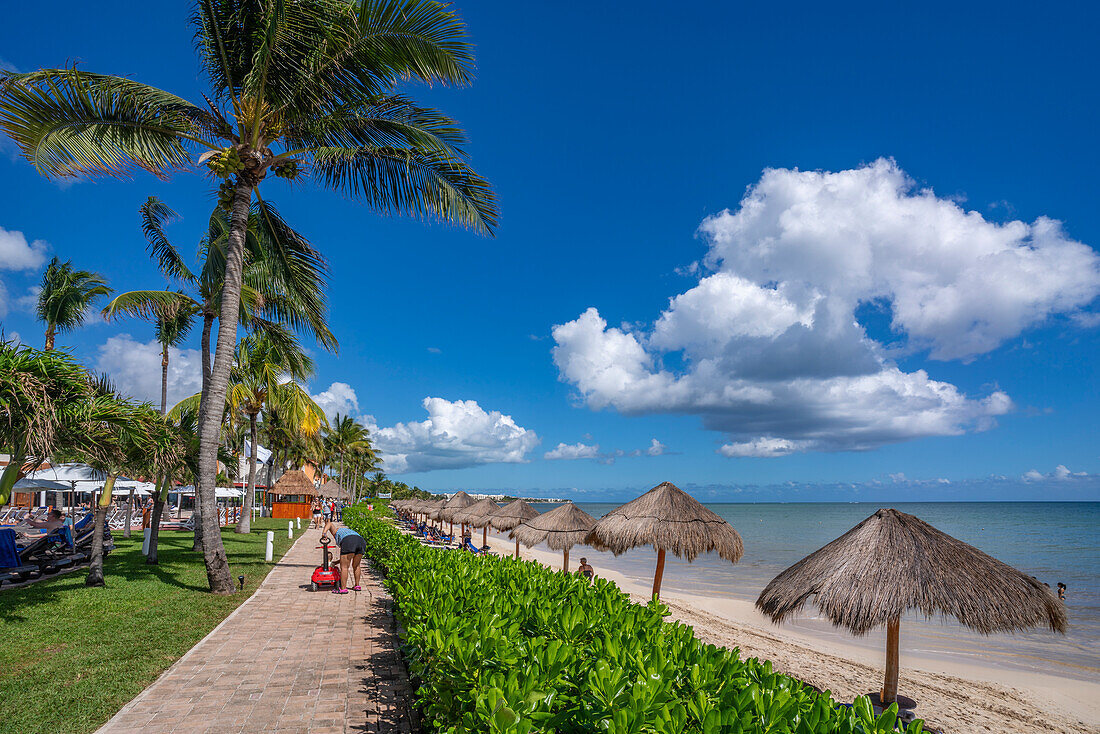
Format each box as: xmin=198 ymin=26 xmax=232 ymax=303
xmin=1057 ymin=582 xmax=1066 ymax=601
xmin=576 ymin=557 xmax=594 ymax=581
xmin=320 ymin=519 xmax=365 ymax=594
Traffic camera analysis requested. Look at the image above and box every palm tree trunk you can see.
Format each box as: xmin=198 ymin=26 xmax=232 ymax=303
xmin=147 ymin=472 xmax=171 ymax=565
xmin=200 ymin=312 xmax=214 ymax=395
xmin=160 ymin=341 xmax=170 ymax=415
xmin=195 ymin=181 xmax=254 ymax=594
xmin=192 ymin=493 xmax=204 ymax=551
xmin=85 ymin=474 xmax=115 ymax=587
xmin=123 ymin=488 xmax=135 ymax=538
xmin=44 ymin=326 xmax=55 ymax=351
xmin=236 ymin=412 xmax=258 ymax=534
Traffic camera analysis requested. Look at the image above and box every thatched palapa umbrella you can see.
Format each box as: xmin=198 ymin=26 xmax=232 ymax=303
xmin=317 ymin=479 xmax=346 ymax=502
xmin=451 ymin=498 xmax=501 ymax=548
xmin=437 ymin=491 xmax=476 ymax=536
xmin=511 ymin=502 xmax=596 ymax=571
xmin=756 ymin=508 xmax=1067 ymax=707
xmin=490 ymin=499 xmax=540 ymax=558
xmin=586 ymin=481 xmax=743 ymax=599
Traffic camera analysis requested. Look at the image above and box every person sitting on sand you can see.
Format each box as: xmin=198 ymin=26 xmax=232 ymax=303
xmin=576 ymin=557 xmax=594 ymax=581
xmin=319 ymin=518 xmax=364 ymax=594
xmin=24 ymin=509 xmax=65 ymax=532
xmin=1057 ymin=582 xmax=1066 ymax=600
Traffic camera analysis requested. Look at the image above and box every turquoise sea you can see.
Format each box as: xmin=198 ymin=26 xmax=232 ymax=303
xmin=524 ymin=501 xmax=1099 ymax=679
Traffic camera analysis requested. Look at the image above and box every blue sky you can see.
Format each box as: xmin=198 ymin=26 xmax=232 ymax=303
xmin=1 ymin=1 xmax=1098 ymax=501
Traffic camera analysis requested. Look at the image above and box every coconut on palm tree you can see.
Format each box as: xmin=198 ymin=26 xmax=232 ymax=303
xmin=0 ymin=0 xmax=497 ymax=594
xmin=35 ymin=257 xmax=111 ymax=351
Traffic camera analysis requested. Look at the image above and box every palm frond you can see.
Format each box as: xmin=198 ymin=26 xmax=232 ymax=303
xmin=140 ymin=197 xmax=196 ymax=282
xmin=0 ymin=68 xmax=215 ymax=179
xmin=310 ymin=143 xmax=497 ymax=234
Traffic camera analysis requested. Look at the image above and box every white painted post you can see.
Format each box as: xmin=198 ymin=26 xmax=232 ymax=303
xmin=296 ymin=517 xmax=300 ymax=529
xmin=141 ymin=527 xmax=151 ymax=555
xmin=265 ymin=531 xmax=274 ymax=562
xmin=288 ymin=521 xmax=293 ymax=539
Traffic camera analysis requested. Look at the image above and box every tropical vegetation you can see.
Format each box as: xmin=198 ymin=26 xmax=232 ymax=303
xmin=343 ymin=509 xmax=926 ymax=734
xmin=0 ymin=0 xmax=498 ymax=593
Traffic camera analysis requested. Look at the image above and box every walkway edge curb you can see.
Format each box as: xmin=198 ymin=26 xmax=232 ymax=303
xmin=94 ymin=529 xmax=311 ymax=733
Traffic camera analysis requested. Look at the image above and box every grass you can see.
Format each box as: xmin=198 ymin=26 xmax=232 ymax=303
xmin=0 ymin=518 xmax=299 ymax=734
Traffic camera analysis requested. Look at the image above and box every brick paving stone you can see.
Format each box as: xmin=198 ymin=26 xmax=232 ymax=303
xmin=96 ymin=526 xmax=420 ymax=733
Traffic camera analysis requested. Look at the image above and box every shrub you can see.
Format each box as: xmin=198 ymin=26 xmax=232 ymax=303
xmin=344 ymin=508 xmax=922 ymax=734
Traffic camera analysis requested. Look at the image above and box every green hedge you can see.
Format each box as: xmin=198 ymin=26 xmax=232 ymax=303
xmin=344 ymin=507 xmax=923 ymax=734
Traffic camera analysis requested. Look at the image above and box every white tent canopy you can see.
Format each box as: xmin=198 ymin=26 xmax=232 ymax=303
xmin=13 ymin=478 xmax=70 ymax=491
xmin=23 ymin=463 xmax=106 ymax=483
xmin=174 ymin=486 xmax=244 ymax=499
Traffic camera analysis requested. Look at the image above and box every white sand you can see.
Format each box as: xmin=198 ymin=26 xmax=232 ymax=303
xmin=467 ymin=529 xmax=1100 ymax=734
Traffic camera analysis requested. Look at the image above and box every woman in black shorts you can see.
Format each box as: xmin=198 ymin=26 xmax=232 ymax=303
xmin=320 ymin=519 xmax=364 ymax=594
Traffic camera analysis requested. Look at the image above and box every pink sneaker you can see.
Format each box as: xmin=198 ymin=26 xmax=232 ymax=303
xmin=332 ymin=589 xmax=349 ymax=594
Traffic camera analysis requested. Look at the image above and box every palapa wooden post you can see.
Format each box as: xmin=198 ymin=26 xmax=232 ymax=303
xmin=482 ymin=526 xmax=487 ymax=548
xmin=882 ymin=617 xmax=901 ymax=704
xmin=563 ymin=547 xmax=569 ymax=572
xmin=514 ymin=537 xmax=520 ymax=558
xmin=652 ymin=547 xmax=667 ymax=598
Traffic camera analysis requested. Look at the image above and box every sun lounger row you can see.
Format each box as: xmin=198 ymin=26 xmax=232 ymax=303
xmin=0 ymin=512 xmax=110 ymax=586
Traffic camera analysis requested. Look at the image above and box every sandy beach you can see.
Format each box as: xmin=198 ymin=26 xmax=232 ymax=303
xmin=470 ymin=529 xmax=1100 ymax=734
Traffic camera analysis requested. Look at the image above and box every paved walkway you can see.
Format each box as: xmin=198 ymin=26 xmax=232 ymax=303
xmin=97 ymin=528 xmax=418 ymax=734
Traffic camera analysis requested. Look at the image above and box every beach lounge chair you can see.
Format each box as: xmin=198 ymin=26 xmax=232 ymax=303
xmin=462 ymin=538 xmax=487 ymax=554
xmin=0 ymin=528 xmax=40 ymax=585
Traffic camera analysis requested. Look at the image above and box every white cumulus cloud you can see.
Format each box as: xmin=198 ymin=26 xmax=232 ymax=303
xmin=0 ymin=226 xmax=49 ymax=271
xmin=549 ymin=159 xmax=1096 ymax=456
xmin=95 ymin=334 xmax=204 ymax=409
xmin=310 ymin=381 xmax=361 ymax=423
xmin=544 ymin=442 xmax=600 ymax=460
xmin=372 ymin=397 xmax=539 ymax=474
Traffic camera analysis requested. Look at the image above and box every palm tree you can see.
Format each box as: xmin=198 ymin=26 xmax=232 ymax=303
xmin=107 ymin=197 xmax=336 ymax=410
xmin=0 ymin=340 xmax=92 ymax=505
xmin=226 ymin=332 xmax=326 ymax=534
xmin=35 ymin=257 xmax=112 ymax=350
xmin=108 ymin=196 xmax=336 ymax=544
xmin=103 ymin=284 xmax=197 ymax=537
xmin=0 ymin=0 xmax=498 ymax=594
xmin=324 ymin=413 xmax=373 ymax=491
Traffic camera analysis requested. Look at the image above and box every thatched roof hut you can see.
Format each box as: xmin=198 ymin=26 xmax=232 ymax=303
xmin=317 ymin=479 xmax=347 ymax=501
xmin=451 ymin=498 xmax=501 ymax=527
xmin=586 ymin=481 xmax=743 ymax=598
xmin=436 ymin=491 xmax=476 ymax=523
xmin=489 ymin=499 xmax=539 ymax=531
xmin=511 ymin=502 xmax=597 ymax=570
xmin=271 ymin=469 xmax=318 ymax=498
xmin=756 ymin=508 xmax=1067 ymax=706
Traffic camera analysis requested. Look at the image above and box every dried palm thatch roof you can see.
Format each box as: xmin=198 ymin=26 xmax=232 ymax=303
xmin=450 ymin=498 xmax=501 ymax=527
xmin=756 ymin=508 xmax=1067 ymax=636
xmin=436 ymin=491 xmax=476 ymax=522
xmin=586 ymin=481 xmax=743 ymax=563
xmin=317 ymin=480 xmax=347 ymax=500
xmin=511 ymin=502 xmax=597 ymax=551
xmin=490 ymin=499 xmax=540 ymax=531
xmin=272 ymin=469 xmax=318 ymax=497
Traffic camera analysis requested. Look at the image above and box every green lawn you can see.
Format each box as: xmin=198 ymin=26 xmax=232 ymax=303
xmin=0 ymin=518 xmax=299 ymax=734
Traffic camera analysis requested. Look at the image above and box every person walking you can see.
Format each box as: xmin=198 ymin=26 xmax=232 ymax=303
xmin=319 ymin=518 xmax=364 ymax=594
